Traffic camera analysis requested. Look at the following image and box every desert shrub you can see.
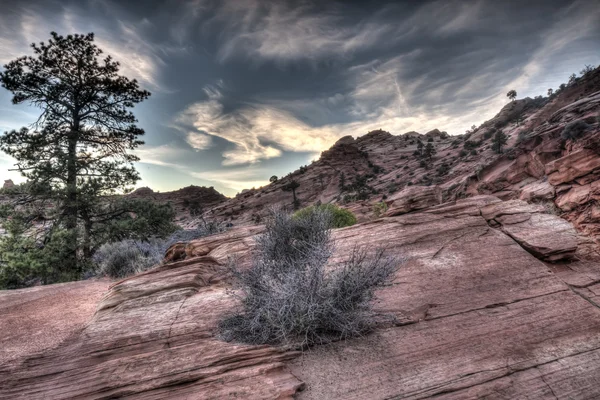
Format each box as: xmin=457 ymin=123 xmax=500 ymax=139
xmin=561 ymin=120 xmax=591 ymax=141
xmin=459 ymin=149 xmax=468 ymax=157
xmin=483 ymin=129 xmax=495 ymax=140
xmin=463 ymin=140 xmax=481 ymax=150
xmin=93 ymin=227 xmax=217 ymax=278
xmin=437 ymin=163 xmax=450 ymax=176
xmin=293 ymin=204 xmax=357 ymax=228
xmin=470 ymin=149 xmax=477 ymax=155
xmin=371 ymin=164 xmax=384 ymax=174
xmin=93 ymin=239 xmax=163 ymax=278
xmin=372 ymin=201 xmax=388 ymax=218
xmin=219 ymin=209 xmax=398 ymax=346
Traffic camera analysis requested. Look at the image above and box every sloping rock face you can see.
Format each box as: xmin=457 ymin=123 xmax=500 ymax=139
xmin=289 ymin=197 xmax=600 ymax=399
xmin=0 ymin=279 xmax=110 ymax=365
xmin=546 ymin=149 xmax=600 ymax=185
xmin=385 ymin=185 xmax=442 ymax=216
xmin=0 ymin=227 xmax=302 ymax=399
xmin=2 ymin=196 xmax=600 ymax=398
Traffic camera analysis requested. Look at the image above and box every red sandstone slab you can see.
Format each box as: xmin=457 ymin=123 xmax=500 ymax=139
xmin=290 ymin=291 xmax=600 ymax=399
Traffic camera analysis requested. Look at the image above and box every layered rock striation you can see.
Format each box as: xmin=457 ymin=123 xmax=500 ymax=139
xmin=2 ymin=195 xmax=600 ymax=398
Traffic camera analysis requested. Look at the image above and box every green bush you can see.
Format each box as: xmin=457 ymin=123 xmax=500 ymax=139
xmin=0 ymin=224 xmax=78 ymax=289
xmin=293 ymin=204 xmax=357 ymax=228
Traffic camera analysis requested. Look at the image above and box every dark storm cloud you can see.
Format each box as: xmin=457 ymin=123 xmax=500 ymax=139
xmin=0 ymin=0 xmax=599 ymax=194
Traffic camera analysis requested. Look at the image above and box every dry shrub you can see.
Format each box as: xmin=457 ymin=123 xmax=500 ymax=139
xmin=219 ymin=208 xmax=399 ymax=347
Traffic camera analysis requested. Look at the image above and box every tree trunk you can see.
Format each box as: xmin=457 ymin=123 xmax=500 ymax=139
xmin=65 ymin=122 xmax=79 ymax=274
xmin=81 ymin=210 xmax=92 ymax=259
xmin=292 ymin=189 xmax=299 ymax=210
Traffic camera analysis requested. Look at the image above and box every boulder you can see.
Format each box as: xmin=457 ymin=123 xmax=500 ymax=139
xmin=518 ymin=180 xmax=555 ymax=202
xmin=481 ymin=200 xmax=578 ymax=261
xmin=556 ymin=181 xmax=600 ymax=211
xmin=2 ymin=179 xmax=14 ymax=189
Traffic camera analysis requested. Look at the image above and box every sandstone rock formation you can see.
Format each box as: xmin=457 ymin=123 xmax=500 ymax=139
xmin=2 ymin=196 xmax=600 ymax=398
xmin=2 ymin=179 xmax=14 ymax=189
xmin=0 ymin=279 xmax=110 ymax=365
xmin=199 ymin=67 xmax=600 ymax=256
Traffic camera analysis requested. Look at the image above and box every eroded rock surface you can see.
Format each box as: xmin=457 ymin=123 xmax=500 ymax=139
xmin=0 ymin=279 xmax=110 ymax=365
xmin=384 ymin=185 xmax=442 ymax=216
xmin=481 ymin=199 xmax=578 ymax=261
xmin=0 ymin=229 xmax=302 ymax=399
xmin=2 ymin=196 xmax=600 ymax=399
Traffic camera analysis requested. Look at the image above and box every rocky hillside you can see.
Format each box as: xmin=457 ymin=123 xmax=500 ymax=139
xmin=128 ymin=185 xmax=228 ymax=227
xmin=202 ymin=67 xmax=600 ymax=252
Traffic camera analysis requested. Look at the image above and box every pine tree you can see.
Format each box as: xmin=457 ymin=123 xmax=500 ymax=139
xmin=416 ymin=140 xmax=424 ymax=156
xmin=506 ymin=90 xmax=517 ymax=102
xmin=423 ymin=142 xmax=436 ymax=160
xmin=0 ymin=32 xmax=150 ymax=273
xmin=282 ymin=180 xmax=300 ymax=209
xmin=491 ymin=131 xmax=508 ymax=153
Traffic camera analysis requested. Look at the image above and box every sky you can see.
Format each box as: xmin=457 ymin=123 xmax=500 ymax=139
xmin=0 ymin=0 xmax=599 ymax=196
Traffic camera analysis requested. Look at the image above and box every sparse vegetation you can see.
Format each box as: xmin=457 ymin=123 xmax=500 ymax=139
xmin=219 ymin=209 xmax=398 ymax=346
xmin=561 ymin=120 xmax=590 ymax=141
xmin=282 ymin=180 xmax=301 ymax=209
xmin=436 ymin=163 xmax=450 ymax=176
xmin=463 ymin=140 xmax=481 ymax=150
xmin=423 ymin=142 xmax=436 ymax=160
xmin=580 ymin=64 xmax=595 ymax=76
xmin=516 ymin=130 xmax=530 ymax=144
xmin=372 ymin=201 xmax=388 ymax=218
xmin=93 ymin=227 xmax=222 ymax=278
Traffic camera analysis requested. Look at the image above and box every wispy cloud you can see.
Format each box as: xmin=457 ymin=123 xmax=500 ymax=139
xmin=0 ymin=4 xmax=170 ymax=92
xmin=191 ymin=166 xmax=271 ymax=192
xmin=213 ymin=1 xmax=395 ymax=63
xmin=133 ymin=144 xmax=184 ymax=168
